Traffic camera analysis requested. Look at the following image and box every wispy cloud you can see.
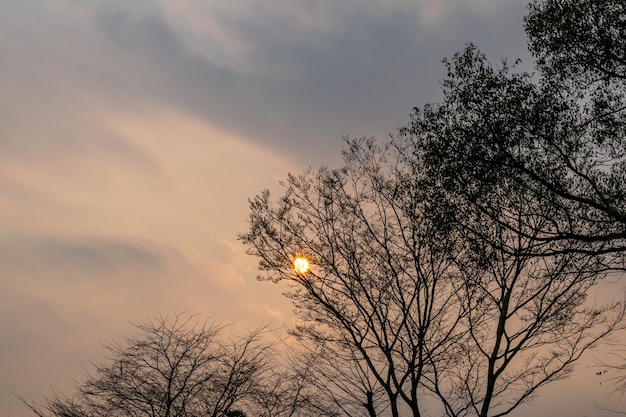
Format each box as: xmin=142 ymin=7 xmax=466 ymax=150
xmin=0 ymin=0 xmax=532 ymax=414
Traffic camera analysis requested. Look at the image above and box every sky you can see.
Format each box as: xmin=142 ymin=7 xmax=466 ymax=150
xmin=1 ymin=0 xmax=624 ymax=416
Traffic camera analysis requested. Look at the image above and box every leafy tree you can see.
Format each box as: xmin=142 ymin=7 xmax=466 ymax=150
xmin=416 ymin=0 xmax=626 ymax=265
xmin=22 ymin=314 xmax=275 ymax=417
xmin=524 ymin=1 xmax=626 ymax=407
xmin=409 ymin=43 xmax=626 ymax=265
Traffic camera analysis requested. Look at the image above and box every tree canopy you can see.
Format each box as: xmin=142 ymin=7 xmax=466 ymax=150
xmin=23 ymin=314 xmax=274 ymax=417
xmin=526 ymin=0 xmax=626 ymax=84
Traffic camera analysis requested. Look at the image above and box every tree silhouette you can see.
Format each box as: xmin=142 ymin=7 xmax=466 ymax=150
xmin=523 ymin=0 xmax=626 ymax=406
xmin=413 ymin=0 xmax=626 ymax=266
xmin=241 ymin=134 xmax=625 ymax=416
xmin=22 ymin=314 xmax=274 ymax=417
xmin=526 ymin=0 xmax=626 ymax=84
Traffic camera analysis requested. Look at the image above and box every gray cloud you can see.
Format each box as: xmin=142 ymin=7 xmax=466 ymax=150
xmin=5 ymin=0 xmax=528 ymax=165
xmin=92 ymin=2 xmax=524 ymax=162
xmin=0 ymin=237 xmax=166 ymax=279
xmin=0 ymin=1 xmax=545 ymax=415
xmin=185 ymin=1 xmax=528 ymax=160
xmin=1 ymin=1 xmax=532 ymax=165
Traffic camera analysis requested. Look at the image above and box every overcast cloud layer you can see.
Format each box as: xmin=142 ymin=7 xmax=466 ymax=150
xmin=1 ymin=1 xmax=622 ymax=416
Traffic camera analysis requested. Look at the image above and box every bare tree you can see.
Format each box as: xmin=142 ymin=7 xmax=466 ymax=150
xmin=23 ymin=313 xmax=274 ymax=417
xmin=242 ymin=138 xmax=470 ymax=417
xmin=250 ymin=342 xmax=348 ymax=417
xmin=590 ymin=345 xmax=626 ymax=415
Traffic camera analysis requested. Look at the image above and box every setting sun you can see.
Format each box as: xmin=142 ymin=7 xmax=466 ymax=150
xmin=293 ymin=257 xmax=310 ymax=274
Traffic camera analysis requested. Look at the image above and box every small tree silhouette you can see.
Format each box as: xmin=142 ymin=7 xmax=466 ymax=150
xmin=22 ymin=313 xmax=273 ymax=417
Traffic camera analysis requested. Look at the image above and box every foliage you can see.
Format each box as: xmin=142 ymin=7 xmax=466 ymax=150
xmin=525 ymin=0 xmax=626 ymax=85
xmin=407 ymin=0 xmax=626 ymax=266
xmin=408 ymin=43 xmax=626 ymax=265
xmin=523 ymin=0 xmax=626 ymax=403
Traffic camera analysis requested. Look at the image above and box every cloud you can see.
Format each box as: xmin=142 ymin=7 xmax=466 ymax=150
xmin=0 ymin=236 xmax=165 ymax=278
xmin=1 ymin=0 xmax=531 ymax=167
xmin=0 ymin=1 xmax=534 ymax=414
xmin=0 ymin=236 xmax=190 ymax=314
xmin=247 ymin=305 xmax=285 ymax=324
xmin=111 ymin=0 xmax=531 ymax=162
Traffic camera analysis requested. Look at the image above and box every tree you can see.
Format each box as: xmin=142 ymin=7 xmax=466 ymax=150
xmin=246 ymin=342 xmax=346 ymax=417
xmin=413 ymin=0 xmax=626 ymax=266
xmin=524 ymin=1 xmax=626 ymax=252
xmin=525 ymin=0 xmax=626 ymax=85
xmin=242 ymin=139 xmax=469 ymax=417
xmin=407 ymin=45 xmax=626 ymax=266
xmin=241 ymin=135 xmax=625 ymax=417
xmin=23 ymin=314 xmax=275 ymax=417
xmin=439 ymin=183 xmax=623 ymax=417
xmin=252 ymin=342 xmax=353 ymax=417
xmin=524 ymin=1 xmax=626 ymax=407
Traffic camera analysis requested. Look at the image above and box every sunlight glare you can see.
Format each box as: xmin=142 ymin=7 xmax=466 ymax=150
xmin=293 ymin=257 xmax=310 ymax=274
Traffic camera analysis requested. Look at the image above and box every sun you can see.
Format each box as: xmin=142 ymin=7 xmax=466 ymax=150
xmin=293 ymin=257 xmax=310 ymax=274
